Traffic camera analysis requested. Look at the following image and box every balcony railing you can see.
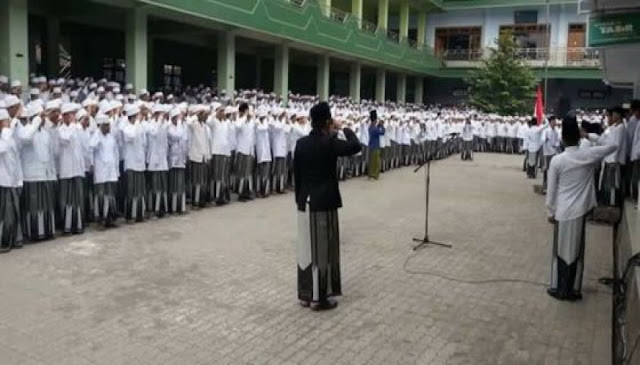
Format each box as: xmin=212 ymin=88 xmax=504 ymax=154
xmin=294 ymin=0 xmax=434 ymax=56
xmin=440 ymin=47 xmax=601 ymax=68
xmin=441 ymin=49 xmax=484 ymax=61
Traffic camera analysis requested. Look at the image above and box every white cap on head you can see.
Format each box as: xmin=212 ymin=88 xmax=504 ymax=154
xmin=125 ymin=83 xmax=133 ymax=90
xmin=75 ymin=108 xmax=88 ymax=120
xmin=124 ymin=103 xmax=140 ymax=117
xmin=0 ymin=75 xmax=8 ymax=84
xmin=98 ymin=100 xmax=112 ymax=114
xmin=61 ymin=102 xmax=78 ymax=115
xmin=169 ymin=108 xmax=181 ymax=119
xmin=140 ymin=89 xmax=149 ymax=96
xmin=97 ymin=86 xmax=105 ymax=93
xmin=0 ymin=109 xmax=9 ymax=120
xmin=26 ymin=104 xmax=43 ymax=118
xmin=10 ymin=80 xmax=21 ymax=88
xmin=224 ymin=106 xmax=236 ymax=115
xmin=152 ymin=103 xmax=164 ymax=114
xmin=52 ymin=87 xmax=62 ymax=94
xmin=89 ymin=82 xmax=98 ymax=90
xmin=3 ymin=95 xmax=20 ymax=108
xmin=70 ymin=90 xmax=79 ymax=98
xmin=46 ymin=99 xmax=62 ymax=111
xmin=30 ymin=88 xmax=40 ymax=95
xmin=111 ymin=100 xmax=123 ymax=110
xmin=95 ymin=114 xmax=111 ymax=126
xmin=82 ymin=98 xmax=98 ymax=108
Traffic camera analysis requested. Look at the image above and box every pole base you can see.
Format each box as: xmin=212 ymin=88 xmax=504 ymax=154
xmin=412 ymin=237 xmax=452 ymax=251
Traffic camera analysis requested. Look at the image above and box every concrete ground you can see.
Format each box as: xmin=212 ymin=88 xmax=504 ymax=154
xmin=0 ymin=153 xmax=611 ymax=365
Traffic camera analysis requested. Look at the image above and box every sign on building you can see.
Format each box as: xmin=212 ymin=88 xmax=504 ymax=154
xmin=588 ymin=12 xmax=640 ymax=47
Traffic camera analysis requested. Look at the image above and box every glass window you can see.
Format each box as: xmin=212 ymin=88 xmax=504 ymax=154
xmin=435 ymin=27 xmax=482 ymax=60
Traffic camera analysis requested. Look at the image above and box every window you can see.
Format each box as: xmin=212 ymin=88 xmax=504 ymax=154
xmin=500 ymin=24 xmax=550 ymax=60
xmin=435 ymin=27 xmax=482 ymax=60
xmin=514 ymin=10 xmax=538 ymax=24
xmin=163 ymin=64 xmax=182 ymax=90
xmin=103 ymin=58 xmax=126 ymax=83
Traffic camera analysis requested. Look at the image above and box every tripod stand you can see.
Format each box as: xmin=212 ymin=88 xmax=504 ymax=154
xmin=412 ymin=139 xmax=454 ymax=251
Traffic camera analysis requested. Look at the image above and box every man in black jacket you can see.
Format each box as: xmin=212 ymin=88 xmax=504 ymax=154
xmin=294 ymin=102 xmax=361 ymax=311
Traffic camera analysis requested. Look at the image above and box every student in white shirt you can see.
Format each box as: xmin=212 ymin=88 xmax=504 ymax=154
xmin=0 ymin=108 xmax=23 ymax=251
xmin=145 ymin=105 xmax=170 ymax=218
xmin=357 ymin=116 xmax=369 ymax=176
xmin=122 ymin=104 xmax=148 ymax=221
xmin=525 ymin=118 xmax=547 ymax=179
xmin=270 ymin=110 xmax=289 ymax=194
xmin=235 ymin=103 xmax=255 ymax=201
xmin=545 ymin=116 xmax=616 ymax=301
xmin=18 ymin=104 xmax=57 ymax=241
xmin=90 ymin=114 xmax=119 ymax=227
xmin=186 ymin=105 xmax=211 ymax=209
xmin=598 ymin=107 xmax=626 ymax=207
xmin=541 ymin=117 xmax=561 ymax=192
xmin=57 ymin=103 xmax=86 ymax=234
xmin=208 ymin=106 xmax=232 ymax=205
xmin=167 ymin=108 xmax=188 ymax=213
xmin=461 ymin=119 xmax=474 ymax=161
xmin=254 ymin=109 xmax=272 ymax=198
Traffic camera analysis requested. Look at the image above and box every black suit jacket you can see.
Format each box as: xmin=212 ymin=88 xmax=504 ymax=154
xmin=294 ymin=128 xmax=361 ymax=212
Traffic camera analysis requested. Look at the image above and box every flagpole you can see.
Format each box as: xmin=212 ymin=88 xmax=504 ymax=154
xmin=543 ymin=0 xmax=550 ymax=114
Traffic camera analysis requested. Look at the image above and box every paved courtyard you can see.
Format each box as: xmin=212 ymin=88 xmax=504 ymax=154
xmin=0 ymin=154 xmax=611 ymax=365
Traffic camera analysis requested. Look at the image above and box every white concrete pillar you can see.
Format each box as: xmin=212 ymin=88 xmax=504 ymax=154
xmin=125 ymin=6 xmax=148 ymax=91
xmin=397 ymin=74 xmax=406 ymax=103
xmin=274 ymin=45 xmax=289 ymax=103
xmin=317 ymin=54 xmax=330 ymax=102
xmin=399 ymin=0 xmax=410 ymax=41
xmin=0 ymin=0 xmax=29 ymax=88
xmin=352 ymin=0 xmax=363 ymax=28
xmin=375 ymin=69 xmax=386 ymax=102
xmin=417 ymin=11 xmax=427 ymax=49
xmin=414 ymin=77 xmax=424 ymax=105
xmin=217 ymin=31 xmax=236 ymax=98
xmin=378 ymin=0 xmax=389 ymax=30
xmin=349 ymin=62 xmax=361 ymax=102
xmin=319 ymin=0 xmax=331 ymax=17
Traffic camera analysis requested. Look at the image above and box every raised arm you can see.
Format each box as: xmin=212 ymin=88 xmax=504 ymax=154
xmin=16 ymin=120 xmax=40 ymax=145
xmin=331 ymin=128 xmax=361 ymax=157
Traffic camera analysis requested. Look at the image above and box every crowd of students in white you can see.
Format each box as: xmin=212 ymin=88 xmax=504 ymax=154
xmin=0 ymin=74 xmax=620 ymax=253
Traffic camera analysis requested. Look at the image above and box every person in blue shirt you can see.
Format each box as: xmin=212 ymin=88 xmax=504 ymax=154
xmin=367 ymin=110 xmax=385 ymax=180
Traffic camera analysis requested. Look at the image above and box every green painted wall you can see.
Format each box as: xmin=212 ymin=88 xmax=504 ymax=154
xmin=139 ymin=0 xmax=441 ymax=75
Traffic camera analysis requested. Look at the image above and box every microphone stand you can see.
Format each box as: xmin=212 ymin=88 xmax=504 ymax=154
xmin=412 ymin=133 xmax=458 ymax=251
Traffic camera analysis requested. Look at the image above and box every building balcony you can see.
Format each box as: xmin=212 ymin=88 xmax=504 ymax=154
xmin=141 ymin=0 xmax=441 ymax=74
xmin=440 ymin=47 xmax=601 ymax=68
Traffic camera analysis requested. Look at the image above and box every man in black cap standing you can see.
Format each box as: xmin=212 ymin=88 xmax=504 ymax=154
xmin=294 ymin=102 xmax=361 ymax=311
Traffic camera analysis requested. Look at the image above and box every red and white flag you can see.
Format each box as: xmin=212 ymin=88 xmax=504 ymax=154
xmin=534 ymin=84 xmax=544 ymax=125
